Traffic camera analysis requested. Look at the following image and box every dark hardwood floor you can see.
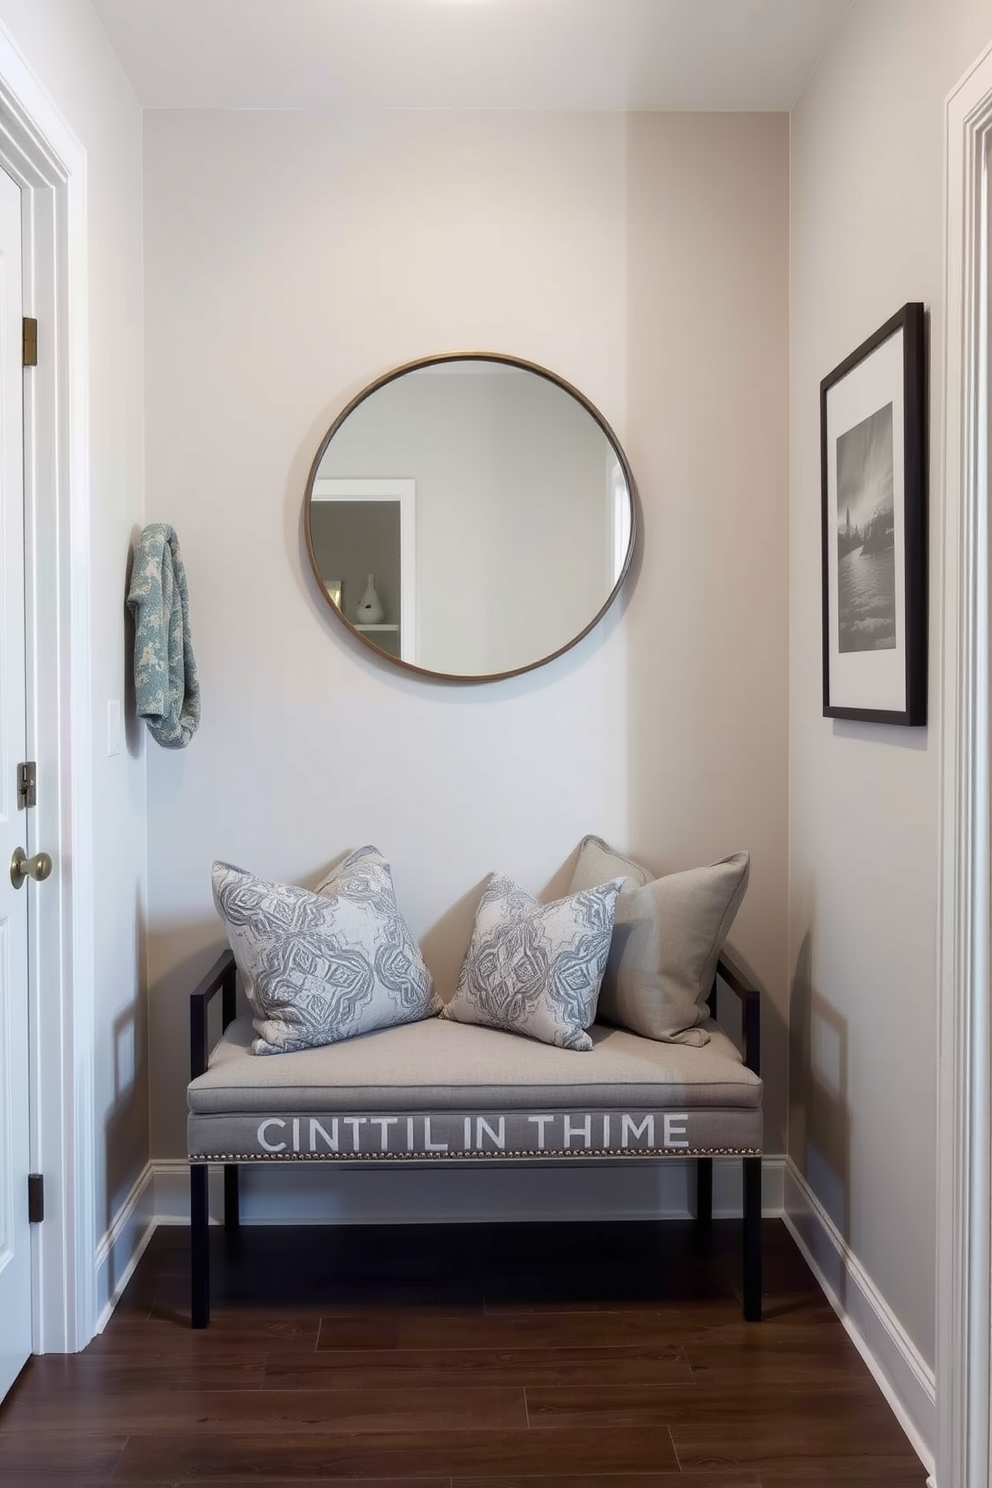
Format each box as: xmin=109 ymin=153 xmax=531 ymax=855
xmin=0 ymin=1218 xmax=928 ymax=1486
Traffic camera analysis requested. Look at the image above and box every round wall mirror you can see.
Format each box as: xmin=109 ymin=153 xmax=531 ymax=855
xmin=303 ymin=352 xmax=637 ymax=682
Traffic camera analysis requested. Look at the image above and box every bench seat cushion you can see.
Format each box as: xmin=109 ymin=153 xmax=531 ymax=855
xmin=187 ymin=1016 xmax=762 ymax=1161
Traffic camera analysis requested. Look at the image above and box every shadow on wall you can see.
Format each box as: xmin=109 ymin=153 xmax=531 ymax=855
xmin=789 ymin=930 xmax=851 ymax=1303
xmin=102 ymin=892 xmax=150 ymax=1298
xmin=713 ymin=938 xmax=785 ymax=1060
xmin=712 ymin=936 xmax=789 ymax=1186
xmin=147 ymin=917 xmax=240 ymax=1160
xmin=123 ymin=528 xmax=142 ymax=759
xmin=419 ymin=878 xmax=487 ymax=1002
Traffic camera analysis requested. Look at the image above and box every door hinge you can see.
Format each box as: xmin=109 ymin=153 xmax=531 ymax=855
xmin=28 ymin=1173 xmax=44 ymax=1224
xmin=22 ymin=316 xmax=37 ymax=367
xmin=17 ymin=761 xmax=36 ymax=810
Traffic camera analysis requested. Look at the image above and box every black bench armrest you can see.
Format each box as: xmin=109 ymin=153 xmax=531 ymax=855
xmin=190 ymin=949 xmax=238 ymax=1080
xmin=710 ymin=946 xmax=760 ymax=1077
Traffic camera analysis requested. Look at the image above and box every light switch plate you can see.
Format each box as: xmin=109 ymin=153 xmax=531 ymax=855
xmin=107 ymin=699 xmax=123 ymax=757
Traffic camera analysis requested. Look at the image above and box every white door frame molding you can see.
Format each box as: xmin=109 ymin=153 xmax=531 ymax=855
xmin=311 ymin=477 xmax=417 ymax=662
xmin=937 ymin=41 xmax=992 ymax=1488
xmin=0 ymin=27 xmax=96 ymax=1352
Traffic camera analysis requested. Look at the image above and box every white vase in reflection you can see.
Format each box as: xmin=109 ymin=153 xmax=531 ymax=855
xmin=356 ymin=573 xmax=385 ymax=625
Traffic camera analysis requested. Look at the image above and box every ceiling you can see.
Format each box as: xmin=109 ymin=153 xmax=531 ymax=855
xmin=91 ymin=0 xmax=853 ymax=112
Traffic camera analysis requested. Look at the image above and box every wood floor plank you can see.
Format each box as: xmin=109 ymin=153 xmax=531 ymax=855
xmin=455 ymin=1476 xmax=761 ymax=1488
xmin=112 ymin=1305 xmax=322 ymax=1344
xmin=689 ymin=1362 xmax=891 ymax=1393
xmin=114 ymin=1425 xmax=681 ymax=1480
xmin=758 ymin=1476 xmax=929 ymax=1487
xmin=526 ymin=1382 xmax=695 ymax=1428
xmin=185 ymin=1481 xmax=451 ymax=1488
xmin=526 ymin=1381 xmax=910 ymax=1429
xmin=1 ymin=1384 xmax=526 ymax=1435
xmin=307 ymin=1299 xmax=484 ymax=1319
xmin=0 ymin=1481 xmax=174 ymax=1488
xmin=12 ymin=1350 xmax=268 ymax=1394
xmin=264 ymin=1341 xmax=694 ymax=1390
xmin=316 ymin=1307 xmax=715 ymax=1352
xmin=685 ymin=1347 xmax=869 ymax=1387
xmin=150 ymin=1277 xmax=486 ymax=1317
xmin=0 ymin=1432 xmax=127 ymax=1475
xmin=481 ymin=1275 xmax=736 ymax=1312
xmin=671 ymin=1420 xmax=925 ymax=1478
xmin=683 ymin=1327 xmax=863 ymax=1364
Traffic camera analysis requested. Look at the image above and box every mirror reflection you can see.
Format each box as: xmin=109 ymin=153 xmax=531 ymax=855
xmin=305 ymin=355 xmax=635 ymax=680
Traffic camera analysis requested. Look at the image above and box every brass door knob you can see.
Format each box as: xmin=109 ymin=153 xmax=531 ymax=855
xmin=10 ymin=848 xmax=53 ymax=889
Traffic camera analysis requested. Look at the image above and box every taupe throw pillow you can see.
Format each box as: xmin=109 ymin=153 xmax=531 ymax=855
xmin=212 ymin=847 xmax=438 ymax=1055
xmin=568 ymin=837 xmax=749 ymax=1046
xmin=441 ymin=873 xmax=625 ymax=1051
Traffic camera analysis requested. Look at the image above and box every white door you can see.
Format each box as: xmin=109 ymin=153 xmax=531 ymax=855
xmin=0 ymin=163 xmax=31 ymax=1402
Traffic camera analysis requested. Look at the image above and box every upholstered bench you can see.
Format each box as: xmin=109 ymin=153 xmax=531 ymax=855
xmin=187 ymin=944 xmax=762 ymax=1327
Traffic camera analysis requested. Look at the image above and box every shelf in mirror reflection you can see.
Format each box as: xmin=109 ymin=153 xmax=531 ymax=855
xmin=354 ymin=623 xmax=399 ymax=631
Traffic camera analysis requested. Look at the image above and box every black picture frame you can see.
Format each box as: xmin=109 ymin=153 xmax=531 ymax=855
xmin=820 ymin=302 xmax=927 ymax=726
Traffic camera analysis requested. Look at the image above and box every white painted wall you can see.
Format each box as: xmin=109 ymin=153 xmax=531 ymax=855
xmin=0 ymin=0 xmax=148 ymax=1272
xmin=143 ymin=109 xmax=789 ymax=1218
xmin=789 ymin=0 xmax=992 ymax=1370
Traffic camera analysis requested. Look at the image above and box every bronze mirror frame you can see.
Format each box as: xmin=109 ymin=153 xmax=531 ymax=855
xmin=303 ymin=351 xmax=638 ymax=683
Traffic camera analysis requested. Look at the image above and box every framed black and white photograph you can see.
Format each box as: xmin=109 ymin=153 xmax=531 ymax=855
xmin=820 ymin=302 xmax=927 ymax=725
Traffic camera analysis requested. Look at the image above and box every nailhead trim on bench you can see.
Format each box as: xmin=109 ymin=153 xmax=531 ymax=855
xmin=187 ymin=1145 xmax=763 ymax=1162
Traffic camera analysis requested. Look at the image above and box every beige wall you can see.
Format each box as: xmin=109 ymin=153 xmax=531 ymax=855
xmin=0 ymin=0 xmax=148 ymax=1261
xmin=626 ymin=113 xmax=791 ymax=1147
xmin=143 ymin=108 xmax=789 ymax=1218
xmin=790 ymin=0 xmax=992 ymax=1368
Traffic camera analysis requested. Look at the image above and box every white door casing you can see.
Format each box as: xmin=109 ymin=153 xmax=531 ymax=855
xmin=311 ymin=477 xmax=417 ymax=663
xmin=0 ymin=160 xmax=29 ymax=1401
xmin=937 ymin=38 xmax=992 ymax=1488
xmin=0 ymin=29 xmax=97 ymax=1356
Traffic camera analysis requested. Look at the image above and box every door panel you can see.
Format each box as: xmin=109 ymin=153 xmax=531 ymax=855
xmin=0 ymin=161 xmax=30 ymax=1401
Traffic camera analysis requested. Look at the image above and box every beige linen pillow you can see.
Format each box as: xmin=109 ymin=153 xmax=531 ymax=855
xmin=568 ymin=836 xmax=750 ymax=1046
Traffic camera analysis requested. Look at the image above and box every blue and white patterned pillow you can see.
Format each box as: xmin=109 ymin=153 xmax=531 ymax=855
xmin=441 ymin=873 xmax=625 ymax=1051
xmin=211 ymin=847 xmax=438 ymax=1055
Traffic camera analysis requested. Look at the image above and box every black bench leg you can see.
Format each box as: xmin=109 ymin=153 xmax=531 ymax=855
xmin=223 ymin=1164 xmax=240 ymax=1231
xmin=695 ymin=1157 xmax=713 ymax=1227
xmin=742 ymin=1155 xmax=762 ymax=1321
xmin=191 ymin=1163 xmax=210 ymax=1329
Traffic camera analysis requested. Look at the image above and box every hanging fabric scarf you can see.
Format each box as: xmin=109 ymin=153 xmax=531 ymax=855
xmin=127 ymin=523 xmax=201 ymax=749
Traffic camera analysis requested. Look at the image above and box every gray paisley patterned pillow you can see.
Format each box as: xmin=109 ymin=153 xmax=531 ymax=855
xmin=441 ymin=873 xmax=625 ymax=1051
xmin=212 ymin=847 xmax=438 ymax=1055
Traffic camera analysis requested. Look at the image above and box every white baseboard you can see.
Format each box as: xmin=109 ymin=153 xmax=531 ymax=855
xmin=150 ymin=1154 xmax=785 ymax=1227
xmin=783 ymin=1159 xmax=934 ymax=1478
xmin=93 ymin=1162 xmax=157 ymax=1333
